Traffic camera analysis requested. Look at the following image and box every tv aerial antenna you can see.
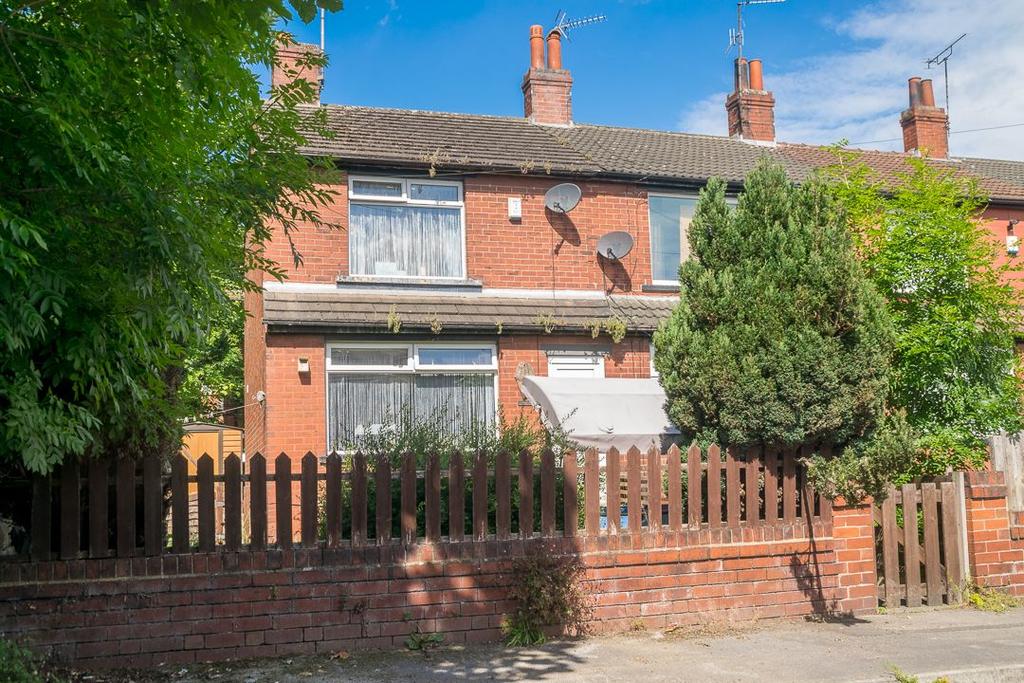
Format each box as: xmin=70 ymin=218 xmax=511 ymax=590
xmin=550 ymin=9 xmax=607 ymax=41
xmin=728 ymin=0 xmax=786 ymax=60
xmin=925 ymin=33 xmax=967 ymax=127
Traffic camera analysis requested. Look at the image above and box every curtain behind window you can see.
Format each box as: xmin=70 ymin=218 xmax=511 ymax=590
xmin=349 ymin=204 xmax=463 ymax=278
xmin=327 ymin=373 xmax=494 ymax=450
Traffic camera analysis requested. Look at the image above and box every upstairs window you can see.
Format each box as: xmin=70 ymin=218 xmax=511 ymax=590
xmin=649 ymin=195 xmax=698 ymax=284
xmin=348 ymin=176 xmax=465 ymax=279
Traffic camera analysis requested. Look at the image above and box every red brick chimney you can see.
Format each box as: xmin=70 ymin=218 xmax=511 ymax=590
xmin=272 ymin=38 xmax=324 ymax=104
xmin=725 ymin=58 xmax=775 ymax=143
xmin=522 ymin=25 xmax=573 ymax=126
xmin=900 ymin=77 xmax=948 ymax=159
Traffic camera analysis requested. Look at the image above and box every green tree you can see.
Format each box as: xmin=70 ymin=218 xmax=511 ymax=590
xmin=1 ymin=1 xmax=341 ymax=473
xmin=179 ymin=297 xmax=244 ymax=422
xmin=653 ymin=160 xmax=895 ymax=450
xmin=824 ymin=151 xmax=1024 ymax=476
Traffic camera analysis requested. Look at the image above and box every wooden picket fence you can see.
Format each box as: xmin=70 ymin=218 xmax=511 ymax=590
xmin=874 ymin=478 xmax=967 ymax=608
xmin=23 ymin=445 xmax=830 ymax=561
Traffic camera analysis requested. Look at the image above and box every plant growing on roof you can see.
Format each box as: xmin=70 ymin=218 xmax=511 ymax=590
xmin=603 ymin=317 xmax=627 ymax=344
xmin=585 ymin=319 xmax=602 ymax=339
xmin=654 ymin=160 xmax=899 ymax=497
xmin=534 ymin=313 xmax=559 ymax=334
xmin=429 ymin=314 xmax=443 ymax=335
xmin=386 ymin=305 xmax=402 ymax=334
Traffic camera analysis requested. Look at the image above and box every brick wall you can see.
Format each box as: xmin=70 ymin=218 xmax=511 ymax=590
xmin=725 ymin=91 xmax=776 ymax=142
xmin=521 ymin=69 xmax=572 ymax=125
xmin=963 ymin=471 xmax=1024 ymax=596
xmin=0 ymin=510 xmax=875 ymax=669
xmin=900 ymin=109 xmax=948 ymax=159
xmin=830 ymin=500 xmax=879 ymax=613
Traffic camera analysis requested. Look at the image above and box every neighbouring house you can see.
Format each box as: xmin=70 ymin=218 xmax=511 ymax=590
xmin=245 ymin=26 xmax=1024 ymax=459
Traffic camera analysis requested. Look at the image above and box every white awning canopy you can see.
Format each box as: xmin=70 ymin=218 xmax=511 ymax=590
xmin=520 ymin=376 xmax=680 ymax=453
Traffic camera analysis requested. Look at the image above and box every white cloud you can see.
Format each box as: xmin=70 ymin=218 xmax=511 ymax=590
xmin=379 ymin=0 xmax=399 ymax=28
xmin=679 ymin=0 xmax=1024 ymax=160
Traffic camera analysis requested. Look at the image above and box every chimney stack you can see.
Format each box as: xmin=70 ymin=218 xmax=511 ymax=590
xmin=522 ymin=25 xmax=573 ymax=126
xmin=725 ymin=58 xmax=776 ymax=143
xmin=900 ymin=76 xmax=948 ymax=158
xmin=271 ymin=38 xmax=324 ymax=104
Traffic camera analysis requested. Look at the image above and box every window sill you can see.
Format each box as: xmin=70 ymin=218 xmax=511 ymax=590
xmin=641 ymin=283 xmax=680 ymax=293
xmin=337 ymin=276 xmax=483 ymax=292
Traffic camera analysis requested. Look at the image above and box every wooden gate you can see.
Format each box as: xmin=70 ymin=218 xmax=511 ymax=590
xmin=874 ymin=476 xmax=967 ymax=608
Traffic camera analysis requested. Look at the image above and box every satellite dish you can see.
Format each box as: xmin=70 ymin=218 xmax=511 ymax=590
xmin=544 ymin=183 xmax=582 ymax=214
xmin=597 ymin=231 xmax=634 ymax=260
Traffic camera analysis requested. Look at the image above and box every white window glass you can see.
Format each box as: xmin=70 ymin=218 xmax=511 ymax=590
xmin=327 ymin=373 xmax=495 ymax=450
xmin=410 ymin=183 xmax=459 ymax=202
xmin=547 ymin=353 xmax=605 ymax=378
xmin=351 ymin=179 xmax=403 ymax=198
xmin=418 ymin=347 xmax=493 ymax=367
xmin=330 ymin=346 xmax=409 ymax=368
xmin=349 ymin=204 xmax=463 ymax=278
xmin=650 ymin=196 xmax=697 ymax=283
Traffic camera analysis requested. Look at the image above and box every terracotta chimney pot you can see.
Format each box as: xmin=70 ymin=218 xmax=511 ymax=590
xmin=748 ymin=59 xmax=764 ymax=91
xmin=529 ymin=25 xmax=544 ymax=69
xmin=546 ymin=30 xmax=563 ymax=70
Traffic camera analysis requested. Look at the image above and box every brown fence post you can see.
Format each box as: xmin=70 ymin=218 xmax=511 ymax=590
xmin=473 ymin=451 xmax=488 ymax=541
xmin=880 ymin=486 xmax=900 ymax=608
xmin=143 ymin=455 xmax=162 ymax=556
xmin=940 ymin=480 xmax=964 ymax=602
xmin=352 ymin=450 xmax=368 ymax=548
xmin=563 ymin=451 xmax=578 ymax=537
xmin=606 ymin=447 xmax=620 ymax=534
xmin=902 ymin=483 xmax=922 ymax=607
xmin=496 ymin=451 xmax=512 ymax=540
xmin=687 ymin=444 xmax=702 ymax=528
xmin=518 ymin=450 xmax=533 ymax=538
xmin=647 ymin=446 xmax=662 ymax=531
xmin=707 ymin=445 xmax=722 ymax=528
xmin=300 ymin=452 xmax=318 ymax=546
xmin=584 ymin=449 xmax=600 ymax=536
xmin=666 ymin=445 xmax=682 ymax=531
xmin=401 ymin=452 xmax=417 ymax=545
xmin=541 ymin=449 xmax=556 ymax=536
xmin=373 ymin=454 xmax=389 ymax=544
xmin=726 ymin=448 xmax=741 ymax=528
xmin=224 ymin=454 xmax=242 ymax=551
xmin=627 ymin=446 xmax=642 ymax=534
xmin=448 ymin=451 xmax=464 ymax=541
xmin=425 ymin=451 xmax=441 ymax=542
xmin=60 ymin=459 xmax=80 ymax=559
xmin=249 ymin=453 xmax=267 ymax=550
xmin=764 ymin=449 xmax=779 ymax=525
xmin=325 ymin=453 xmax=342 ymax=547
xmin=921 ymin=483 xmax=942 ymax=606
xmin=782 ymin=449 xmax=797 ymax=523
xmin=31 ymin=476 xmax=51 ymax=562
xmin=197 ymin=454 xmax=215 ymax=552
xmin=274 ymin=453 xmax=292 ymax=548
xmin=87 ymin=459 xmax=108 ymax=558
xmin=745 ymin=448 xmax=761 ymax=524
xmin=115 ymin=460 xmax=135 ymax=557
xmin=171 ymin=454 xmax=189 ymax=553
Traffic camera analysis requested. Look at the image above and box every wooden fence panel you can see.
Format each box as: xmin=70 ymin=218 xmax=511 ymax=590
xmin=143 ymin=455 xmax=162 ymax=555
xmin=726 ymin=449 xmax=741 ymax=528
xmin=249 ymin=454 xmax=267 ymax=550
xmin=31 ymin=476 xmax=51 ymax=561
xmin=274 ymin=453 xmax=292 ymax=548
xmin=541 ymin=449 xmax=556 ymax=536
xmin=325 ymin=453 xmax=342 ymax=547
xmin=224 ymin=454 xmax=242 ymax=551
xmin=881 ymin=489 xmax=900 ymax=607
xmin=921 ymin=483 xmax=942 ymax=606
xmin=745 ymin=449 xmax=760 ymax=524
xmin=115 ymin=460 xmax=134 ymax=557
xmin=473 ymin=451 xmax=488 ymax=541
xmin=496 ymin=451 xmax=511 ymax=540
xmin=197 ymin=454 xmax=215 ymax=552
xmin=627 ymin=447 xmax=642 ymax=533
xmin=606 ymin=447 xmax=620 ymax=534
xmin=300 ymin=453 xmax=318 ymax=546
xmin=667 ymin=444 xmax=682 ymax=531
xmin=563 ymin=451 xmax=578 ymax=537
xmin=707 ymin=445 xmax=722 ymax=529
xmin=940 ymin=481 xmax=964 ymax=597
xmin=401 ymin=452 xmax=416 ymax=545
xmin=60 ymin=460 xmax=80 ymax=559
xmin=584 ymin=449 xmax=600 ymax=535
xmin=902 ymin=483 xmax=922 ymax=608
xmin=764 ymin=450 xmax=779 ymax=525
xmin=647 ymin=446 xmax=661 ymax=531
xmin=88 ymin=459 xmax=108 ymax=558
xmin=171 ymin=455 xmax=188 ymax=553
xmin=518 ymin=450 xmax=533 ymax=538
xmin=449 ymin=451 xmax=464 ymax=541
xmin=352 ymin=452 xmax=368 ymax=546
xmin=782 ymin=450 xmax=797 ymax=523
xmin=687 ymin=444 xmax=702 ymax=528
xmin=372 ymin=454 xmax=388 ymax=544
xmin=426 ymin=452 xmax=441 ymax=542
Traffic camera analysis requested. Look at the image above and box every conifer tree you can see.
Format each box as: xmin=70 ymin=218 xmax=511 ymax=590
xmin=654 ymin=160 xmax=894 ymax=450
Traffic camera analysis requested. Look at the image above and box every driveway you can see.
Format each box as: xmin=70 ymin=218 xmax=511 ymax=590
xmin=92 ymin=608 xmax=1024 ymax=682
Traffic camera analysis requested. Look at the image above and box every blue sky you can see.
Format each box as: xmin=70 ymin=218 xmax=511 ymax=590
xmin=274 ymin=1 xmax=1024 ymax=160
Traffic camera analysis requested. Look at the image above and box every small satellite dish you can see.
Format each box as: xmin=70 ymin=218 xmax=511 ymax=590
xmin=544 ymin=183 xmax=582 ymax=214
xmin=596 ymin=231 xmax=634 ymax=260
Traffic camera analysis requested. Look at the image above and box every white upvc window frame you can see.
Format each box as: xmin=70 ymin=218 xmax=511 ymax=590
xmin=324 ymin=341 xmax=499 ymax=453
xmin=648 ymin=191 xmax=699 ymax=286
xmin=347 ymin=175 xmax=468 ymax=281
xmin=649 ymin=340 xmax=658 ymax=379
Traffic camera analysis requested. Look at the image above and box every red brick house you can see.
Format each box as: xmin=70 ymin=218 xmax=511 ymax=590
xmin=245 ymin=27 xmax=1024 ymax=458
